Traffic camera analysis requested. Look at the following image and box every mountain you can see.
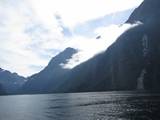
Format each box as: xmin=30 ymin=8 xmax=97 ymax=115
xmin=0 ymin=68 xmax=26 ymax=94
xmin=0 ymin=83 xmax=6 ymax=95
xmin=21 ymin=0 xmax=160 ymax=94
xmin=22 ymin=47 xmax=78 ymax=94
xmin=125 ymin=0 xmax=160 ymax=91
xmin=126 ymin=0 xmax=160 ymax=25
xmin=52 ymin=0 xmax=160 ymax=92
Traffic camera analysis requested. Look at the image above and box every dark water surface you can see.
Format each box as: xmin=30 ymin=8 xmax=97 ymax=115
xmin=0 ymin=91 xmax=160 ymax=120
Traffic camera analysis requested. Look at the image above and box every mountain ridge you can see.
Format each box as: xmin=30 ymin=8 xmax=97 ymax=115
xmin=22 ymin=47 xmax=78 ymax=94
xmin=0 ymin=68 xmax=27 ymax=94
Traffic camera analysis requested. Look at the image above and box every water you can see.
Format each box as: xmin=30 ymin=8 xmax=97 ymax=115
xmin=0 ymin=91 xmax=160 ymax=120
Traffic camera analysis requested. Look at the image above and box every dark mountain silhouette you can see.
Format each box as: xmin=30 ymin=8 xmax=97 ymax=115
xmin=22 ymin=47 xmax=78 ymax=94
xmin=0 ymin=68 xmax=26 ymax=94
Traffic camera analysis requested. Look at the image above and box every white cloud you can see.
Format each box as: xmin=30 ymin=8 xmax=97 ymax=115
xmin=61 ymin=22 xmax=143 ymax=69
xmin=0 ymin=0 xmax=143 ymax=76
xmin=29 ymin=0 xmax=143 ymax=28
xmin=0 ymin=0 xmax=64 ymax=76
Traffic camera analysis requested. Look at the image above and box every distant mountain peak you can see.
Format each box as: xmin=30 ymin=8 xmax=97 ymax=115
xmin=0 ymin=68 xmax=27 ymax=94
xmin=65 ymin=47 xmax=77 ymax=51
xmin=48 ymin=47 xmax=78 ymax=67
xmin=22 ymin=47 xmax=78 ymax=93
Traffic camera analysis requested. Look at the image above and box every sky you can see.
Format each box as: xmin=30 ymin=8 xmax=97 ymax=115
xmin=0 ymin=0 xmax=143 ymax=77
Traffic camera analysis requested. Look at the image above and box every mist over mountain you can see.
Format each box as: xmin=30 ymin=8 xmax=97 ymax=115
xmin=1 ymin=0 xmax=160 ymax=94
xmin=50 ymin=0 xmax=160 ymax=93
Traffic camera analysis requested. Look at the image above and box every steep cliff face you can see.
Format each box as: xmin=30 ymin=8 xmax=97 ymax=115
xmin=55 ymin=26 xmax=145 ymax=92
xmin=54 ymin=0 xmax=160 ymax=92
xmin=125 ymin=0 xmax=160 ymax=91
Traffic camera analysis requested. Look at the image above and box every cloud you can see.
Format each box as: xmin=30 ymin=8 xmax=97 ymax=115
xmin=0 ymin=0 xmax=64 ymax=76
xmin=72 ymin=9 xmax=134 ymax=38
xmin=0 ymin=0 xmax=143 ymax=76
xmin=54 ymin=14 xmax=72 ymax=37
xmin=29 ymin=0 xmax=143 ymax=28
xmin=61 ymin=22 xmax=143 ymax=69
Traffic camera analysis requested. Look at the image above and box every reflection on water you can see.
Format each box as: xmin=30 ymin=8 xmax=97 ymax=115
xmin=0 ymin=91 xmax=160 ymax=120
